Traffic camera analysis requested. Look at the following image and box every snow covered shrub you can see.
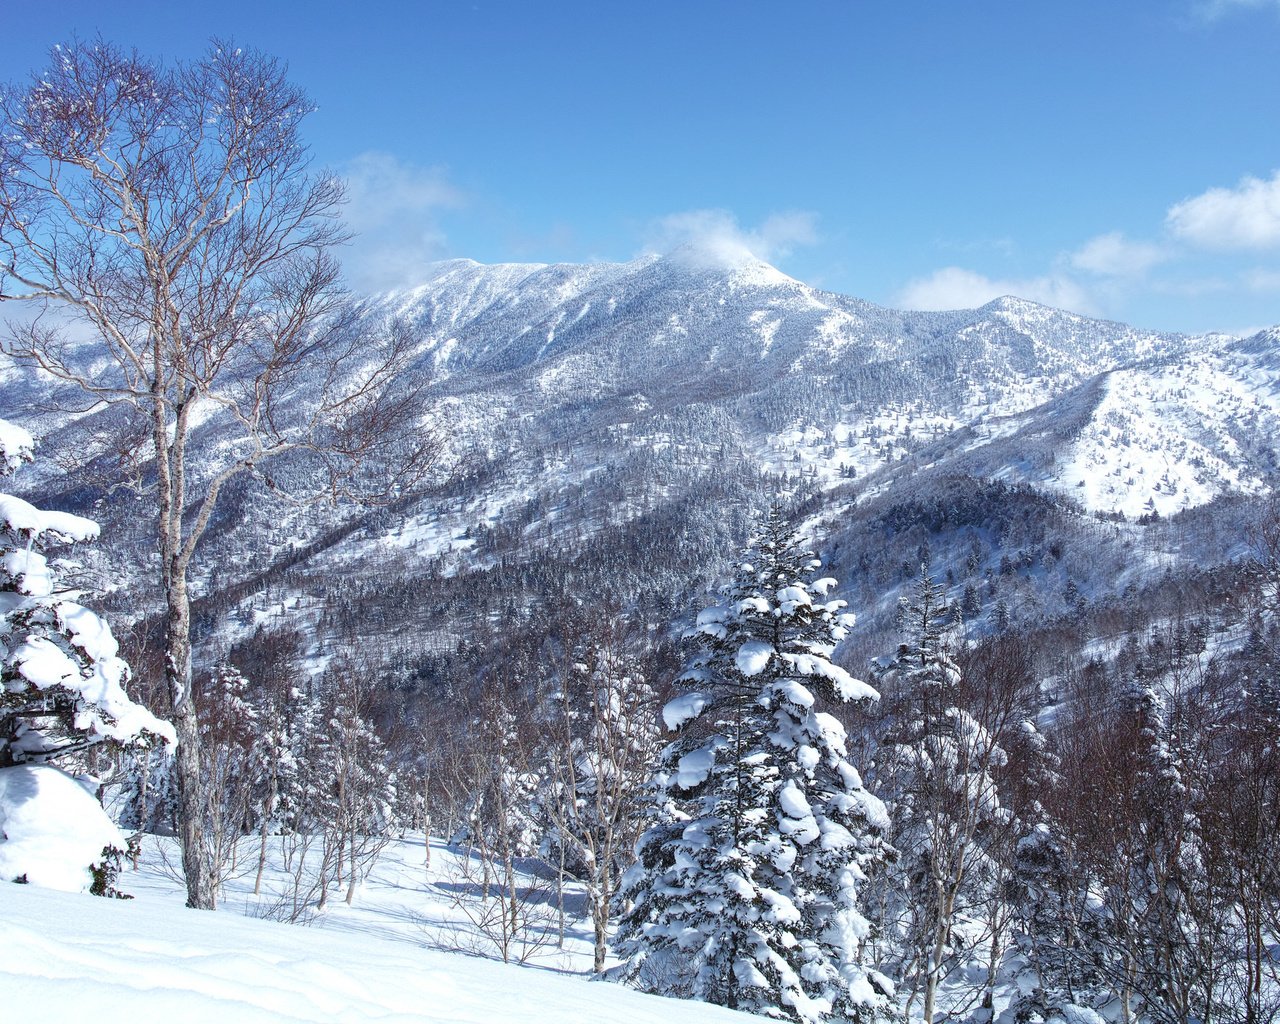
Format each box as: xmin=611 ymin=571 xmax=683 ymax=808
xmin=616 ymin=508 xmax=893 ymax=1023
xmin=0 ymin=762 xmax=129 ymax=894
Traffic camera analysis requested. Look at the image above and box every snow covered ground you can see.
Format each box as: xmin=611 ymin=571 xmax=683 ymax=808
xmin=2 ymin=834 xmax=761 ymax=1024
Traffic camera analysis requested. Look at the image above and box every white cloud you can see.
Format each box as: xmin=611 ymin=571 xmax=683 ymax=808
xmin=893 ymin=168 xmax=1280 ymax=322
xmin=1166 ymin=171 xmax=1280 ymax=250
xmin=643 ymin=209 xmax=819 ymax=267
xmin=1244 ymin=267 xmax=1280 ymax=291
xmin=1069 ymin=232 xmax=1171 ymax=277
xmin=894 ymin=266 xmax=1095 ymax=314
xmin=339 ymin=152 xmax=465 ymax=292
xmin=1193 ymin=0 xmax=1280 ymax=20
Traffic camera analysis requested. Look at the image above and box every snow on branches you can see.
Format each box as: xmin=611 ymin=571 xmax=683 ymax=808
xmin=0 ymin=420 xmax=173 ymax=768
xmin=616 ymin=507 xmax=892 ymax=1023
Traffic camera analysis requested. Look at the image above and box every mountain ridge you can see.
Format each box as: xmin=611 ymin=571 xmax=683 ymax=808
xmin=3 ymin=249 xmax=1278 ymax=690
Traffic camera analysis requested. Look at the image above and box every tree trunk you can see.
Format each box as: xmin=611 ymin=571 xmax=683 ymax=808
xmin=593 ymin=894 xmax=608 ymax=974
xmin=345 ymin=831 xmax=358 ymax=904
xmin=166 ymin=571 xmax=216 ymax=909
xmin=557 ymin=838 xmax=567 ymax=949
xmin=132 ymin=752 xmax=153 ymax=868
xmin=421 ymin=772 xmax=431 ymax=871
xmin=255 ymin=768 xmax=277 ymax=896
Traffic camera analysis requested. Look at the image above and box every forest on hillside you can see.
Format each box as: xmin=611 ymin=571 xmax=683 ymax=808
xmin=2 ymin=36 xmax=1279 ymax=1024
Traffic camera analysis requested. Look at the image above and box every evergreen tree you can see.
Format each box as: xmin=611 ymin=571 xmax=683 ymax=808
xmin=1 ymin=419 xmax=172 ymax=897
xmin=249 ymin=678 xmax=305 ymax=896
xmin=871 ymin=566 xmax=1007 ymax=1024
xmin=196 ymin=664 xmax=261 ymax=899
xmin=617 ymin=508 xmax=892 ymax=1024
xmin=1072 ymin=678 xmax=1219 ymax=1024
xmin=1001 ymin=821 xmax=1105 ymax=1023
xmin=311 ymin=659 xmax=398 ymax=907
xmin=1 ymin=419 xmax=172 ymax=768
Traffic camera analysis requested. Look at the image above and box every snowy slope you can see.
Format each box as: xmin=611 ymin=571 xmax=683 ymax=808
xmin=851 ymin=330 xmax=1280 ymax=519
xmin=1042 ymin=345 xmax=1280 ymax=517
xmin=3 ymin=837 xmax=762 ymax=1024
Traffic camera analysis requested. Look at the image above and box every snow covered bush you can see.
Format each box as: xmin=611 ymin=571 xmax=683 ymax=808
xmin=616 ymin=508 xmax=893 ymax=1023
xmin=0 ymin=762 xmax=130 ymax=894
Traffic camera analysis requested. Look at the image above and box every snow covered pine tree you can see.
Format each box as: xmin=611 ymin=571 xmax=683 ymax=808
xmin=870 ymin=567 xmax=1007 ymax=1024
xmin=0 ymin=419 xmax=172 ymax=768
xmin=616 ymin=508 xmax=892 ymax=1023
xmin=0 ymin=419 xmax=173 ymax=893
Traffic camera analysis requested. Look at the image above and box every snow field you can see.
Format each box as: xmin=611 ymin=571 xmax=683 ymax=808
xmin=2 ymin=833 xmax=763 ymax=1024
xmin=1044 ymin=356 xmax=1280 ymax=518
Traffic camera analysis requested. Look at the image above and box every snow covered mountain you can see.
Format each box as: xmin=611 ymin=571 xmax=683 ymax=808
xmin=3 ymin=250 xmax=1276 ymax=683
xmin=364 ymin=251 xmax=1196 ymax=427
xmin=838 ymin=328 xmax=1280 ymax=521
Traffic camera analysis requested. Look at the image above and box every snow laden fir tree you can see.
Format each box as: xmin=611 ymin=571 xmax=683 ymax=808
xmin=0 ymin=419 xmax=173 ymax=893
xmin=616 ymin=510 xmax=893 ymax=1023
xmin=0 ymin=420 xmax=172 ymax=768
xmin=869 ymin=568 xmax=1009 ymax=1023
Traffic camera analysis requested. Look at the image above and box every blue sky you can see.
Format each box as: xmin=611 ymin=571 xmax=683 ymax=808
xmin=3 ymin=1 xmax=1279 ymax=333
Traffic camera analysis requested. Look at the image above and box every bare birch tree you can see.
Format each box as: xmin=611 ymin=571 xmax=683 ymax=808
xmin=543 ymin=612 xmax=661 ymax=972
xmin=0 ymin=39 xmax=434 ymax=908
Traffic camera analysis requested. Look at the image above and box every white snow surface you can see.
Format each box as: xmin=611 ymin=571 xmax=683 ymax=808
xmin=736 ymin=639 xmax=775 ymax=677
xmin=0 ymin=764 xmax=126 ymax=892
xmin=2 ymin=833 xmax=763 ymax=1024
xmin=677 ymin=743 xmax=718 ymax=788
xmin=663 ymin=690 xmax=708 ymax=730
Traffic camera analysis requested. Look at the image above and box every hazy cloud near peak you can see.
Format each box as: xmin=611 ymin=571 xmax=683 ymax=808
xmin=1166 ymin=171 xmax=1280 ymax=250
xmin=1070 ymin=232 xmax=1172 ymax=277
xmin=643 ymin=209 xmax=819 ymax=267
xmin=339 ymin=152 xmax=465 ymax=292
xmin=895 ymin=266 xmax=1095 ymax=314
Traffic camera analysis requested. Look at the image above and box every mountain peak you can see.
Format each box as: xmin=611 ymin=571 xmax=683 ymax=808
xmin=978 ymin=295 xmax=1054 ymax=315
xmin=656 ymin=243 xmax=801 ymax=289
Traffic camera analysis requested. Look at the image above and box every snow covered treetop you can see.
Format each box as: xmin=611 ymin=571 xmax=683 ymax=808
xmin=674 ymin=508 xmax=880 ymax=714
xmin=0 ymin=420 xmax=34 ymax=474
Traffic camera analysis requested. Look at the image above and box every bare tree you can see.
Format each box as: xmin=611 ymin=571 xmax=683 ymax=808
xmin=435 ymin=686 xmax=555 ymax=965
xmin=0 ymin=40 xmax=435 ymax=908
xmin=195 ymin=664 xmax=260 ymax=905
xmin=542 ymin=611 xmax=661 ymax=972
